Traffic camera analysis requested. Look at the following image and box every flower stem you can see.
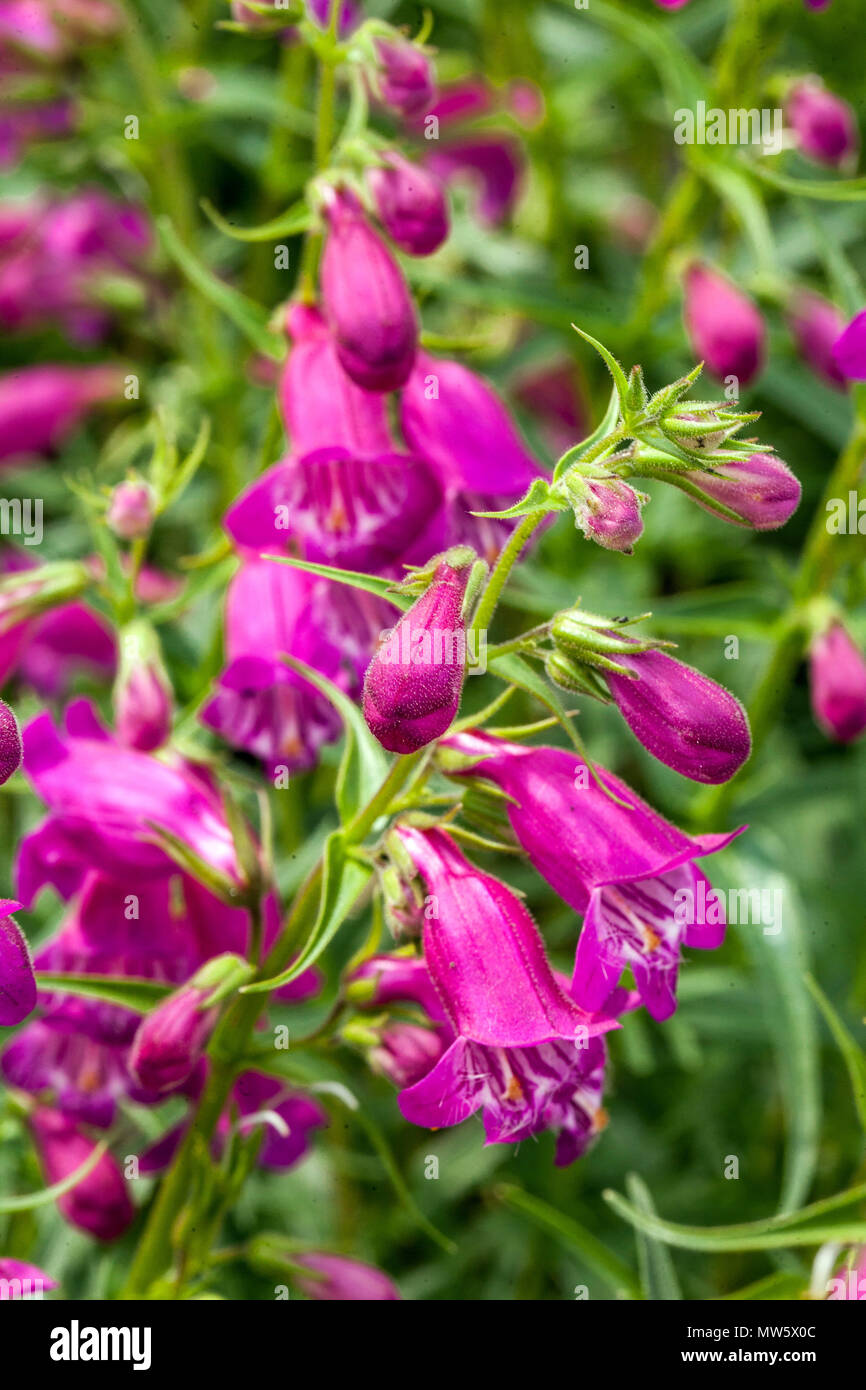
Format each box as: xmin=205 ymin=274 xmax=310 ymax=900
xmin=470 ymin=510 xmax=548 ymax=639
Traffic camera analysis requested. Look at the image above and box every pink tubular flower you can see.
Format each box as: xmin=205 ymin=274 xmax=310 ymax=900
xmin=446 ymin=732 xmax=742 ymax=1021
xmin=367 ymin=152 xmax=448 ymax=256
xmin=202 ymin=559 xmax=389 ymax=774
xmin=371 ymin=36 xmax=435 ymax=118
xmin=788 ymin=292 xmax=848 ymax=390
xmin=295 ymin=1252 xmax=400 ymax=1301
xmin=400 ymin=351 xmax=545 ymax=561
xmin=30 ymin=1107 xmax=133 ymax=1241
xmin=809 ymin=622 xmax=866 ymax=743
xmin=0 ymin=1258 xmax=57 ymax=1297
xmin=227 ymin=306 xmax=446 ymax=571
xmin=678 ymin=454 xmax=801 ymax=530
xmin=787 ymin=78 xmax=858 ymax=168
xmin=0 ymin=898 xmax=34 ymax=1026
xmin=831 ymin=308 xmax=866 ymax=382
xmin=426 ymin=136 xmax=523 ymax=227
xmin=320 ymin=189 xmax=417 ymax=391
xmin=20 ymin=699 xmax=240 ymax=891
xmin=0 ymin=364 xmax=121 ymax=464
xmin=128 ymin=983 xmax=216 ymax=1094
xmin=683 ymin=264 xmax=765 ymax=387
xmin=362 ymin=555 xmax=472 ymax=754
xmin=604 ymin=647 xmax=751 ymax=784
xmin=392 ymin=825 xmax=616 ymax=1161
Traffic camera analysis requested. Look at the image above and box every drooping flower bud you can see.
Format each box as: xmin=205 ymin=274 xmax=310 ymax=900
xmin=295 ymin=1252 xmax=401 ymax=1301
xmin=787 ymin=78 xmax=859 ymax=168
xmin=561 ymin=470 xmax=646 ymax=552
xmin=128 ymin=981 xmax=217 ymax=1093
xmin=362 ymin=553 xmax=474 ymax=753
xmin=371 ymin=36 xmax=436 ymax=117
xmin=603 ymin=648 xmax=751 ymax=784
xmin=809 ymin=621 xmax=866 ymax=743
xmin=788 ymin=292 xmax=848 ymax=390
xmin=320 ymin=189 xmax=418 ymax=391
xmin=367 ymin=153 xmax=448 ymax=257
xmin=0 ymin=899 xmax=34 ymax=1026
xmin=676 ymin=454 xmax=801 ymax=530
xmin=0 ymin=698 xmax=22 ymax=783
xmin=30 ymin=1108 xmax=133 ymax=1241
xmin=113 ymin=621 xmax=172 ymax=752
xmin=106 ymin=479 xmax=154 ymax=540
xmin=683 ymin=264 xmax=765 ymax=387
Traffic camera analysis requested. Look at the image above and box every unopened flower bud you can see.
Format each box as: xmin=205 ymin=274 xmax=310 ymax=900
xmin=787 ymin=78 xmax=859 ymax=168
xmin=113 ymin=621 xmax=172 ymax=752
xmin=0 ymin=699 xmax=22 ymax=784
xmin=294 ymin=1252 xmax=401 ymax=1301
xmin=788 ymin=292 xmax=848 ymax=390
xmin=321 ymin=189 xmax=418 ymax=391
xmin=677 ymin=454 xmax=801 ymax=530
xmin=128 ymin=981 xmax=217 ymax=1093
xmin=30 ymin=1109 xmax=133 ymax=1242
xmin=809 ymin=621 xmax=866 ymax=743
xmin=561 ymin=471 xmax=646 ymax=553
xmin=371 ymin=1021 xmax=447 ymax=1089
xmin=106 ymin=480 xmax=154 ymax=540
xmin=371 ymin=36 xmax=436 ymax=118
xmin=363 ymin=555 xmax=473 ymax=753
xmin=683 ymin=263 xmax=765 ymax=386
xmin=367 ymin=152 xmax=448 ymax=257
xmin=0 ymin=899 xmax=34 ymax=1026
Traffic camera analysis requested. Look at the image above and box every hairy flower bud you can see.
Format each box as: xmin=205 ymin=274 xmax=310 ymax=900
xmin=321 ymin=189 xmax=418 ymax=391
xmin=128 ymin=982 xmax=217 ymax=1093
xmin=604 ymin=648 xmax=752 ymax=784
xmin=363 ymin=556 xmax=473 ymax=753
xmin=683 ymin=264 xmax=765 ymax=387
xmin=809 ymin=621 xmax=866 ymax=743
xmin=0 ymin=899 xmax=34 ymax=1026
xmin=367 ymin=152 xmax=448 ymax=256
xmin=677 ymin=454 xmax=801 ymax=530
xmin=0 ymin=698 xmax=22 ymax=783
xmin=562 ymin=471 xmax=646 ymax=552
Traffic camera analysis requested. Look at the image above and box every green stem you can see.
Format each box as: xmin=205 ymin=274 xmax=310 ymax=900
xmin=298 ymin=2 xmax=341 ymax=299
xmin=470 ymin=510 xmax=548 ymax=639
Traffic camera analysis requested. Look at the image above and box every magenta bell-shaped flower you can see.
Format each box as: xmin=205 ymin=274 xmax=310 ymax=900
xmin=0 ymin=1258 xmax=58 ymax=1298
xmin=320 ymin=189 xmax=417 ymax=392
xmin=367 ymin=152 xmax=449 ymax=256
xmin=392 ymin=825 xmax=616 ymax=1161
xmin=363 ymin=556 xmax=473 ymax=753
xmin=295 ymin=1252 xmax=401 ymax=1301
xmin=683 ymin=264 xmax=765 ymax=387
xmin=128 ymin=982 xmax=217 ymax=1093
xmin=788 ymin=292 xmax=848 ymax=390
xmin=0 ymin=898 xmax=34 ymax=1026
xmin=809 ymin=621 xmax=866 ymax=744
xmin=445 ymin=731 xmax=742 ymax=1020
xmin=831 ymin=308 xmax=866 ymax=382
xmin=371 ymin=36 xmax=435 ymax=117
xmin=30 ymin=1107 xmax=133 ymax=1241
xmin=604 ymin=647 xmax=751 ymax=784
xmin=787 ymin=78 xmax=859 ymax=168
xmin=681 ymin=454 xmax=801 ymax=530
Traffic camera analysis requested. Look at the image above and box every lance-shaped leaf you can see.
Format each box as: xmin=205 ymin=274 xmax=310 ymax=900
xmin=34 ymin=972 xmax=172 ymax=1014
xmin=471 ymin=476 xmax=566 ymax=520
xmin=263 ymin=553 xmax=411 ymax=609
xmin=554 ymin=383 xmax=620 ymax=481
xmin=0 ymin=1138 xmax=110 ymax=1214
xmin=201 ymin=198 xmax=312 ymax=243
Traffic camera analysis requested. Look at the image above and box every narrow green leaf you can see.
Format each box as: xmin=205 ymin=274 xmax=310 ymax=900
xmin=495 ymin=1183 xmax=642 ymax=1299
xmin=571 ymin=324 xmax=630 ymax=407
xmin=748 ymin=161 xmax=866 ymax=202
xmin=35 ymin=971 xmax=172 ymax=1014
xmin=720 ymin=1271 xmax=807 ymax=1301
xmin=243 ymin=832 xmax=372 ymax=992
xmin=280 ymin=655 xmax=388 ymax=825
xmin=263 ymin=553 xmax=411 ymax=608
xmin=554 ymin=384 xmax=620 ymax=481
xmin=804 ymin=972 xmax=866 ymax=1137
xmin=626 ymin=1173 xmax=682 ymax=1300
xmin=200 ymin=197 xmax=312 ymax=243
xmin=157 ymin=216 xmax=284 ymax=360
xmin=0 ymin=1139 xmax=110 ymax=1213
xmin=471 ymin=476 xmax=564 ymax=520
xmin=604 ymin=1189 xmax=866 ymax=1253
